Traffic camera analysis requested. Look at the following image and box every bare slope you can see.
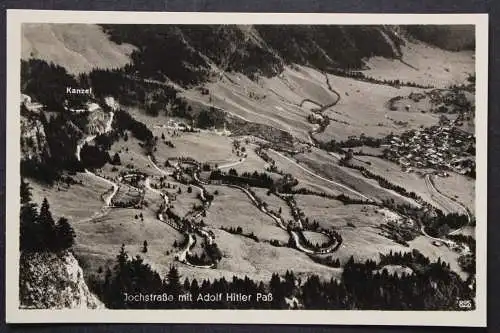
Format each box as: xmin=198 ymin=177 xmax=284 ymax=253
xmin=22 ymin=24 xmax=135 ymax=74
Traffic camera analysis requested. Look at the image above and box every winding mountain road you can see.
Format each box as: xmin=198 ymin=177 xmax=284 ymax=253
xmin=76 ymin=111 xmax=119 ymax=207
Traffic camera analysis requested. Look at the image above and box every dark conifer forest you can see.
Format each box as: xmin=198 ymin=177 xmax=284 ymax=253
xmin=86 ymin=244 xmax=475 ymax=310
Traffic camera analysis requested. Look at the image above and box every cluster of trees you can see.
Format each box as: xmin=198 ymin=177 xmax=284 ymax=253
xmin=80 ymin=144 xmax=111 ymax=170
xmin=80 ymin=68 xmax=194 ymax=118
xmin=288 ymin=187 xmax=373 ymax=205
xmin=220 ymin=226 xmax=259 ymax=242
xmin=327 ymin=67 xmax=433 ymax=89
xmin=196 ymin=107 xmax=225 ymax=129
xmin=379 ymin=249 xmax=431 ymax=269
xmin=186 ymin=241 xmax=222 ymax=267
xmin=114 ymin=110 xmax=154 ymax=142
xmin=295 ymin=230 xmax=338 ymax=252
xmin=20 ymin=179 xmax=75 ymax=252
xmin=425 ymin=212 xmax=469 ymax=238
xmin=379 ymin=222 xmax=419 ymax=247
xmin=308 ymin=256 xmax=342 ymax=268
xmin=88 ymin=245 xmax=474 ymax=310
xmin=21 ymin=59 xmax=86 ymax=111
xmin=318 ymin=135 xmax=384 ymax=153
xmin=209 ymin=169 xmax=274 ymax=188
xmin=22 ymin=111 xmax=84 ymax=184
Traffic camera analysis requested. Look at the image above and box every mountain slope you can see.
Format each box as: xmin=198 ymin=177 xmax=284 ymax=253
xmin=22 ymin=24 xmax=135 ymax=74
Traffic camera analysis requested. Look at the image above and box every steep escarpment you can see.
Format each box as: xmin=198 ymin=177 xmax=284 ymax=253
xmin=100 ymin=24 xmax=405 ymax=85
xmin=20 ymin=251 xmax=104 ymax=309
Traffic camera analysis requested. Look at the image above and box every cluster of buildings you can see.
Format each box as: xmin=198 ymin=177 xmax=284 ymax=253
xmin=383 ymin=124 xmax=475 ymax=175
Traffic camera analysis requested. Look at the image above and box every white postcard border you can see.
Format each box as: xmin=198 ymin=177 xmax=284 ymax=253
xmin=5 ymin=10 xmax=489 ymax=327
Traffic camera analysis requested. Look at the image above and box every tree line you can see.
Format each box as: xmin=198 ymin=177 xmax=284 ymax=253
xmin=87 ymin=245 xmax=474 ymax=310
xmin=20 ymin=179 xmax=76 ymax=252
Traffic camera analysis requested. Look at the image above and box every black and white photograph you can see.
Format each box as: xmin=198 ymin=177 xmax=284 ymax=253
xmin=5 ymin=10 xmax=488 ymax=326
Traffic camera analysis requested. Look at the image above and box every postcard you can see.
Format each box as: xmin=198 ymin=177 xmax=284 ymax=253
xmin=5 ymin=10 xmax=488 ymax=326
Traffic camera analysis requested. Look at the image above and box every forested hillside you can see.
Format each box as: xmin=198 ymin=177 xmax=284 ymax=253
xmin=100 ymin=25 xmax=406 ymax=85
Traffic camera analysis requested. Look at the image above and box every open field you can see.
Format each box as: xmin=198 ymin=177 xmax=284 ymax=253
xmin=350 ymin=155 xmax=457 ymax=212
xmin=74 ymin=206 xmax=185 ymax=279
xmin=153 ymin=130 xmax=236 ymax=166
xmin=29 ymin=173 xmax=110 ymax=222
xmin=375 ymin=265 xmax=414 ymax=277
xmin=314 ymin=74 xmax=439 ymax=142
xmin=228 ymin=143 xmax=269 ymax=174
xmin=302 ymin=231 xmax=330 ymax=245
xmin=266 ymin=149 xmax=343 ymax=197
xmin=407 ymin=236 xmax=466 ymax=279
xmin=252 ymin=187 xmax=295 ymax=224
xmin=204 ymin=185 xmax=289 ymax=243
xmin=167 ymin=182 xmax=204 ymax=218
xmin=432 ymin=172 xmax=475 ymax=214
xmin=295 ymin=195 xmax=386 ymax=229
xmin=295 ymin=148 xmax=420 ymax=206
xmin=364 ymin=41 xmax=474 ymax=88
xmin=22 ymin=23 xmax=135 ymax=74
xmin=293 ymin=194 xmax=465 ymax=278
xmin=30 ymin=173 xmax=185 ymax=279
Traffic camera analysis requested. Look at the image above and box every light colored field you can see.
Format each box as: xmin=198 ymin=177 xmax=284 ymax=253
xmin=375 ymin=265 xmax=414 ymax=277
xmin=295 ymin=195 xmax=385 ymax=229
xmin=166 ymin=183 xmax=204 ymax=218
xmin=302 ymin=231 xmax=330 ymax=245
xmin=229 ymin=143 xmax=269 ymax=174
xmin=181 ymin=65 xmax=340 ymax=143
xmin=351 ymin=155 xmax=454 ymax=212
xmin=22 ymin=24 xmax=135 ymax=74
xmin=177 ymin=229 xmax=343 ymax=283
xmin=295 ymin=149 xmax=419 ymax=206
xmin=103 ymin=135 xmax=154 ymax=175
xmin=204 ymin=185 xmax=289 ymax=243
xmin=315 ymin=73 xmax=440 ymax=142
xmin=432 ymin=172 xmax=475 ymax=214
xmin=252 ymin=188 xmax=295 ymax=224
xmin=407 ymin=236 xmax=466 ymax=279
xmin=266 ymin=149 xmax=343 ymax=197
xmin=391 ymin=95 xmax=434 ymax=113
xmin=364 ymin=40 xmax=475 ymax=89
xmin=352 ymin=146 xmax=384 ymax=156
xmin=452 ymin=226 xmax=475 ymax=239
xmin=29 ymin=173 xmax=110 ymax=222
xmin=153 ymin=130 xmax=236 ymax=166
xmin=293 ymin=194 xmax=465 ymax=278
xmin=28 ymin=174 xmax=184 ymax=278
xmin=74 ymin=206 xmax=185 ymax=278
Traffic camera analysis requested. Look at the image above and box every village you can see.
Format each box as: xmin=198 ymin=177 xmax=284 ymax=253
xmin=383 ymin=121 xmax=475 ymax=176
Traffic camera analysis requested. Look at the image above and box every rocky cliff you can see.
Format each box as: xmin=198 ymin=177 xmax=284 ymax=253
xmin=19 ymin=250 xmax=104 ymax=309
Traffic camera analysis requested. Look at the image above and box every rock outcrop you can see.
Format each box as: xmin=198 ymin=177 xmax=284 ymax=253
xmin=19 ymin=251 xmax=104 ymax=309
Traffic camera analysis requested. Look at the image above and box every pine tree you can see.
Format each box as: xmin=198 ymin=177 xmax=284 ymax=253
xmin=117 ymin=244 xmax=128 ymax=271
xmin=55 ymin=217 xmax=75 ymax=250
xmin=38 ymin=197 xmax=57 ymax=250
xmin=270 ymin=273 xmax=286 ymax=309
xmin=20 ymin=179 xmax=39 ymax=251
xmin=142 ymin=240 xmax=148 ymax=253
xmin=166 ymin=265 xmax=182 ymax=296
xmin=112 ymin=152 xmax=121 ymax=165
